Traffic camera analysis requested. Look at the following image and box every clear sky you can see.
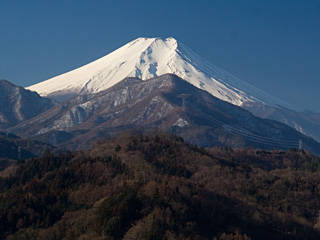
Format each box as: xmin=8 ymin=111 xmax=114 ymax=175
xmin=0 ymin=0 xmax=319 ymax=112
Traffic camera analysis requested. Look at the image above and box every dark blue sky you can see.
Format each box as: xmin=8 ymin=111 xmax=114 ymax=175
xmin=1 ymin=0 xmax=319 ymax=112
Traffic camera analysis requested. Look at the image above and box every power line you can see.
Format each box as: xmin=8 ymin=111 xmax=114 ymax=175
xmin=299 ymin=139 xmax=302 ymax=150
xmin=184 ymin=101 xmax=302 ymax=149
xmin=189 ymin=103 xmax=298 ymax=143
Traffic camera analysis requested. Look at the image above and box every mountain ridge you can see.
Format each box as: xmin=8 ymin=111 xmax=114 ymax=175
xmin=0 ymin=80 xmax=57 ymax=129
xmin=1 ymin=132 xmax=320 ymax=240
xmin=13 ymin=74 xmax=320 ymax=154
xmin=21 ymin=37 xmax=320 ymax=142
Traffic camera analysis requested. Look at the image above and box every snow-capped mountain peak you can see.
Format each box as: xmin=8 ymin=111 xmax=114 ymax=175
xmin=26 ymin=37 xmax=297 ymax=110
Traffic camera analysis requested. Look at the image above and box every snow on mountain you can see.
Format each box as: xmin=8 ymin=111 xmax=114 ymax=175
xmin=15 ymin=74 xmax=320 ymax=154
xmin=26 ymin=37 xmax=297 ymax=110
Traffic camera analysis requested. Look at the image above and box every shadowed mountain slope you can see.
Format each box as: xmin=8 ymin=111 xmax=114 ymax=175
xmin=26 ymin=37 xmax=320 ymax=143
xmin=0 ymin=80 xmax=57 ymax=129
xmin=11 ymin=74 xmax=320 ymax=154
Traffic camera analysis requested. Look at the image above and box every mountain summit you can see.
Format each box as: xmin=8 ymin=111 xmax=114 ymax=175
xmin=24 ymin=37 xmax=320 ymax=142
xmin=26 ymin=37 xmax=294 ymax=110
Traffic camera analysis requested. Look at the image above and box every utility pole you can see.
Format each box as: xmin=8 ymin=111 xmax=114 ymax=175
xmin=223 ymin=125 xmax=231 ymax=133
xmin=18 ymin=147 xmax=21 ymax=161
xmin=182 ymin=97 xmax=186 ymax=111
xmin=299 ymin=139 xmax=302 ymax=150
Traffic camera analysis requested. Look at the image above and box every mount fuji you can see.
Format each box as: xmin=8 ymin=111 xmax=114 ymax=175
xmin=27 ymin=37 xmax=294 ymax=109
xmin=27 ymin=37 xmax=320 ymax=142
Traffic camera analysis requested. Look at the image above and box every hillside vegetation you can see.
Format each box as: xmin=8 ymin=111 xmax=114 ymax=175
xmin=0 ymin=132 xmax=55 ymax=171
xmin=1 ymin=132 xmax=320 ymax=239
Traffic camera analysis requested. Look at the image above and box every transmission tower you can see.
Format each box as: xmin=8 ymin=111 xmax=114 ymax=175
xmin=182 ymin=97 xmax=186 ymax=111
xmin=299 ymin=139 xmax=302 ymax=150
xmin=18 ymin=147 xmax=21 ymax=160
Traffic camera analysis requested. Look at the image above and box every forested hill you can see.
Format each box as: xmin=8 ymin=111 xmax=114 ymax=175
xmin=1 ymin=132 xmax=320 ymax=239
xmin=0 ymin=132 xmax=55 ymax=171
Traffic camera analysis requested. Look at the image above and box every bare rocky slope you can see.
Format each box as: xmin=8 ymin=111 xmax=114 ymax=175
xmin=11 ymin=74 xmax=320 ymax=154
xmin=0 ymin=79 xmax=57 ymax=129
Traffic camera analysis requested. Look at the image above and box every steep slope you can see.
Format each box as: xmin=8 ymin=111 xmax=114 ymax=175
xmin=13 ymin=74 xmax=320 ymax=154
xmin=26 ymin=37 xmax=320 ymax=143
xmin=243 ymin=102 xmax=320 ymax=143
xmin=0 ymin=80 xmax=57 ymax=129
xmin=26 ymin=37 xmax=293 ymax=109
xmin=1 ymin=133 xmax=320 ymax=240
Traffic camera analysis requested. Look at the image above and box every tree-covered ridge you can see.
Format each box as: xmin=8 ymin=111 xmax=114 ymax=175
xmin=1 ymin=132 xmax=320 ymax=239
xmin=0 ymin=131 xmax=56 ymax=172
